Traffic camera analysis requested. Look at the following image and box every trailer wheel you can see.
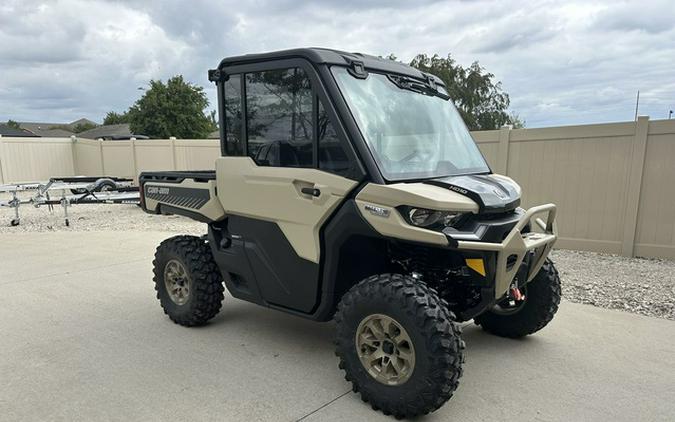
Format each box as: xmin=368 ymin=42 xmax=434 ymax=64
xmin=334 ymin=274 xmax=465 ymax=419
xmin=96 ymin=180 xmax=117 ymax=192
xmin=70 ymin=179 xmax=117 ymax=195
xmin=474 ymin=259 xmax=561 ymax=338
xmin=153 ymin=235 xmax=224 ymax=326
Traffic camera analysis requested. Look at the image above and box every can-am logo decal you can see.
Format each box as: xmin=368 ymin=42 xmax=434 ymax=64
xmin=146 ymin=186 xmax=170 ymax=195
xmin=144 ymin=185 xmax=210 ymax=209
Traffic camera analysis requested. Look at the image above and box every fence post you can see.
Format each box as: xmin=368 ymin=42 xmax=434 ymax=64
xmin=621 ymin=115 xmax=650 ymax=257
xmin=170 ymin=136 xmax=177 ymax=170
xmin=70 ymin=135 xmax=79 ymax=176
xmin=98 ymin=138 xmax=106 ymax=175
xmin=130 ymin=137 xmax=138 ymax=181
xmin=0 ymin=134 xmax=5 ymax=184
xmin=496 ymin=124 xmax=512 ymax=175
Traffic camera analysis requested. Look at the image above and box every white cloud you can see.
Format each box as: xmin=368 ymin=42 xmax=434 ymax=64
xmin=1 ymin=0 xmax=673 ymax=126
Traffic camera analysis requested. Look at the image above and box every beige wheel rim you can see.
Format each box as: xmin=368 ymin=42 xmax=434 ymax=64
xmin=355 ymin=314 xmax=416 ymax=386
xmin=164 ymin=259 xmax=190 ymax=305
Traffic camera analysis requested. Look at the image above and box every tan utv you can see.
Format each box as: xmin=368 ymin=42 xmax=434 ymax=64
xmin=140 ymin=48 xmax=561 ymax=419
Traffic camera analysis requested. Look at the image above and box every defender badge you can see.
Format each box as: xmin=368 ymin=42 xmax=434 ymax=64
xmin=364 ymin=204 xmax=390 ymax=218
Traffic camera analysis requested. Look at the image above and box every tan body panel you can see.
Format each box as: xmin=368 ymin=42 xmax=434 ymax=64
xmin=355 ymin=182 xmax=479 ymax=245
xmin=215 ymin=157 xmax=358 ymax=263
xmin=357 ymin=183 xmax=479 ymax=212
xmin=144 ymin=179 xmax=226 ymax=221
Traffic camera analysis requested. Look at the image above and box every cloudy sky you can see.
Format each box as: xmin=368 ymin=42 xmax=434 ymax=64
xmin=1 ymin=0 xmax=673 ymax=128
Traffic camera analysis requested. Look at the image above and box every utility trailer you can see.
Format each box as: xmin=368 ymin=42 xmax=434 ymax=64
xmin=140 ymin=48 xmax=561 ymax=419
xmin=0 ymin=176 xmax=139 ymax=226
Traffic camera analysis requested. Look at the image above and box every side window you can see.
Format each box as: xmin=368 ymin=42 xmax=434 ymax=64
xmin=245 ymin=68 xmax=313 ymax=167
xmin=223 ymin=74 xmax=243 ymax=156
xmin=318 ymin=101 xmax=351 ymax=177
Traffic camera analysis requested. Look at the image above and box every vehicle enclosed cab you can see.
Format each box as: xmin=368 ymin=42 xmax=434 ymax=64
xmin=140 ymin=48 xmax=561 ymax=419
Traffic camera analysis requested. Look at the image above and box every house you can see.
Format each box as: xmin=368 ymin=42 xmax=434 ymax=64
xmin=17 ymin=122 xmax=74 ymax=137
xmin=17 ymin=118 xmax=98 ymax=137
xmin=0 ymin=124 xmax=40 ymax=137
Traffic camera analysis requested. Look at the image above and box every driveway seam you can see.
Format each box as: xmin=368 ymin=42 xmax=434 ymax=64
xmin=294 ymin=390 xmax=351 ymax=421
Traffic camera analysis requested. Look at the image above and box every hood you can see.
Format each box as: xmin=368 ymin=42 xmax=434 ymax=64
xmin=425 ymin=174 xmax=521 ymax=213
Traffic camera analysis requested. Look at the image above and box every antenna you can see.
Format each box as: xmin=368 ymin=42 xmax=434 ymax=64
xmin=634 ymin=90 xmax=640 ymax=121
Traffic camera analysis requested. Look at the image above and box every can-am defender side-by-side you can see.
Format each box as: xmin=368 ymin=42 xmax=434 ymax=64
xmin=140 ymin=48 xmax=561 ymax=419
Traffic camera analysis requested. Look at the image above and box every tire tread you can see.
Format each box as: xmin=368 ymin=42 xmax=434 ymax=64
xmin=153 ymin=235 xmax=224 ymax=326
xmin=334 ymin=274 xmax=465 ymax=419
xmin=475 ymin=259 xmax=561 ymax=338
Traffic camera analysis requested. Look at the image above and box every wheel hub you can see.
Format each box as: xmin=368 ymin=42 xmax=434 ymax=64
xmin=164 ymin=259 xmax=190 ymax=305
xmin=382 ymin=340 xmax=395 ymax=354
xmin=355 ymin=314 xmax=415 ymax=386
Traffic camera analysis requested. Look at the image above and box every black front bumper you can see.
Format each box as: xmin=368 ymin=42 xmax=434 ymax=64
xmin=444 ymin=208 xmax=525 ymax=244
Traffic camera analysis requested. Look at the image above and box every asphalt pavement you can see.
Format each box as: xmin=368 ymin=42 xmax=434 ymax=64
xmin=1 ymin=231 xmax=673 ymax=421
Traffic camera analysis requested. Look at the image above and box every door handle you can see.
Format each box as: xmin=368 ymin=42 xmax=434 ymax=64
xmin=301 ymin=187 xmax=321 ymax=197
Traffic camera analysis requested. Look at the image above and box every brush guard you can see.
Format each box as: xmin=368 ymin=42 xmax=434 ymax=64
xmin=456 ymin=204 xmax=557 ymax=299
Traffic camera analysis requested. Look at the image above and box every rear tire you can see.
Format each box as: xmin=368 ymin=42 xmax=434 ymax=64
xmin=475 ymin=259 xmax=561 ymax=338
xmin=153 ymin=235 xmax=224 ymax=326
xmin=334 ymin=274 xmax=465 ymax=419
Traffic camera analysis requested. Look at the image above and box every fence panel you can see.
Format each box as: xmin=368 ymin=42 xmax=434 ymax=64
xmin=634 ymin=119 xmax=675 ymax=259
xmin=174 ymin=140 xmax=220 ymax=170
xmin=101 ymin=141 xmax=135 ymax=179
xmin=504 ymin=123 xmax=635 ymax=254
xmin=134 ymin=140 xmax=174 ymax=173
xmin=473 ymin=130 xmax=499 ymax=168
xmin=0 ymin=137 xmax=75 ymax=183
xmin=74 ymin=138 xmax=103 ymax=176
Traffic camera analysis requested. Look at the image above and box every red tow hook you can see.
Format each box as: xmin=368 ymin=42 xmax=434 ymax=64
xmin=511 ymin=287 xmax=525 ymax=302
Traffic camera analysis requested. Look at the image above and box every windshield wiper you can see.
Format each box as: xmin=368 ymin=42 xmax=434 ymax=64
xmin=386 ymin=75 xmax=450 ymax=101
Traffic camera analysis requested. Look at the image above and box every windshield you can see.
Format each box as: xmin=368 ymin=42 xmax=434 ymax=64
xmin=332 ymin=67 xmax=490 ymax=181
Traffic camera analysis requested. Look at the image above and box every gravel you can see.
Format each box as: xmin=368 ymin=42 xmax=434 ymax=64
xmin=0 ymin=198 xmax=204 ymax=235
xmin=2 ymin=198 xmax=674 ymax=320
xmin=551 ymin=249 xmax=675 ymax=320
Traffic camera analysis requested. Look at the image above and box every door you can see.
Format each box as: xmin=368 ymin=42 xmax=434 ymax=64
xmin=216 ymin=65 xmax=358 ymax=312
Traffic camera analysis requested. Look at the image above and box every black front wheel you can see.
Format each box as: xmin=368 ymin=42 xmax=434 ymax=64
xmin=334 ymin=274 xmax=465 ymax=419
xmin=475 ymin=259 xmax=561 ymax=338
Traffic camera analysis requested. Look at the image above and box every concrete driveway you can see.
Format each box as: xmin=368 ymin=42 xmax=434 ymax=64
xmin=1 ymin=231 xmax=673 ymax=421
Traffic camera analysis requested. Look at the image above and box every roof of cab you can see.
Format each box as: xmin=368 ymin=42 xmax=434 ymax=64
xmin=215 ymin=47 xmax=444 ymax=85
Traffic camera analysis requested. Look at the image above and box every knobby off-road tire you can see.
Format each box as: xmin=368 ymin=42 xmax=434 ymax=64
xmin=334 ymin=274 xmax=465 ymax=419
xmin=475 ymin=259 xmax=561 ymax=338
xmin=153 ymin=235 xmax=224 ymax=326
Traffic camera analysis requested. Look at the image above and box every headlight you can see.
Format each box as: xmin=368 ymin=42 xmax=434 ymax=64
xmin=402 ymin=207 xmax=464 ymax=228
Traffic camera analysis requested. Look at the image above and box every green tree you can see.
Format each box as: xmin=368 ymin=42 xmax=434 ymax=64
xmin=405 ymin=54 xmax=523 ymax=130
xmin=103 ymin=111 xmax=130 ymax=125
xmin=127 ymin=75 xmax=217 ymax=138
xmin=72 ymin=122 xmax=98 ymax=133
xmin=6 ymin=119 xmax=20 ymax=129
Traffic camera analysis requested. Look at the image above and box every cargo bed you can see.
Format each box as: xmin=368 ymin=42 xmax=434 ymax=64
xmin=139 ymin=170 xmax=225 ymax=223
